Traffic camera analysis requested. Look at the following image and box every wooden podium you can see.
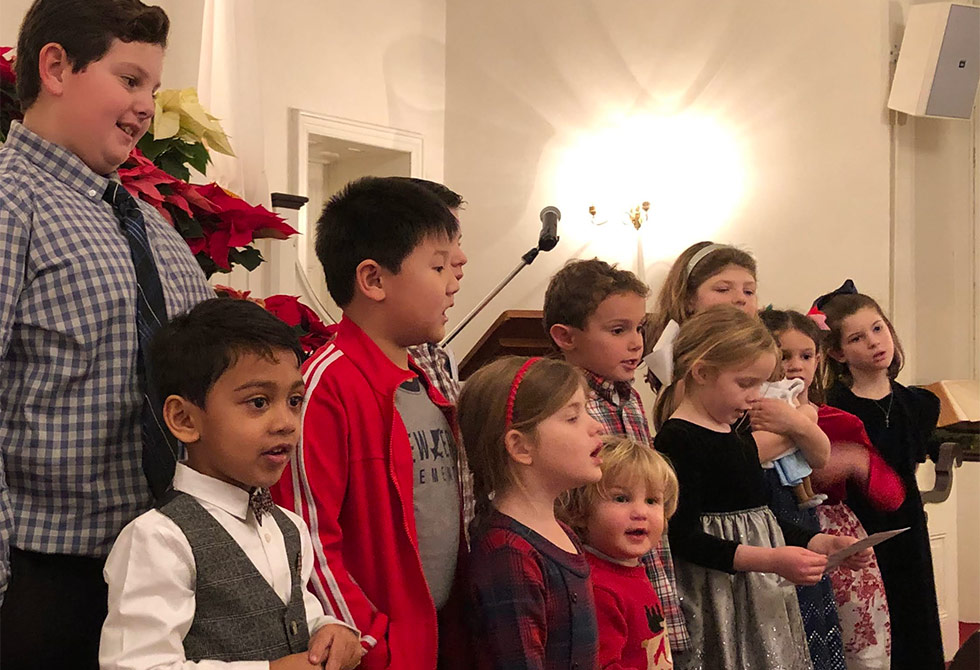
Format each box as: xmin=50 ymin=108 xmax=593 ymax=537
xmin=457 ymin=310 xmax=554 ymax=380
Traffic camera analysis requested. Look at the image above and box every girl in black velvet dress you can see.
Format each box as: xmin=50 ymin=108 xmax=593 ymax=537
xmin=818 ymin=289 xmax=944 ymax=670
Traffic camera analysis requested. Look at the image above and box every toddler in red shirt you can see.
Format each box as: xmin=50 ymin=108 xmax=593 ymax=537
xmin=563 ymin=435 xmax=680 ymax=670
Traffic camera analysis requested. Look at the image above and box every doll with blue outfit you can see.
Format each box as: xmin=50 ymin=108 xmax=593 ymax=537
xmin=761 ymin=378 xmax=829 ymax=509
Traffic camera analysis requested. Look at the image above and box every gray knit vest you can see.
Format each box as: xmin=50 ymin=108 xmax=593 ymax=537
xmin=157 ymin=490 xmax=311 ymax=662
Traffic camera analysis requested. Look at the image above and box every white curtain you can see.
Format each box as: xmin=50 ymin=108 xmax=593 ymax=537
xmin=198 ymin=0 xmax=285 ymax=294
xmin=197 ymin=0 xmax=269 ymax=209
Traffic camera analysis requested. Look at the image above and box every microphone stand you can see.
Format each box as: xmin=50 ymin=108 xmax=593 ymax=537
xmin=441 ymin=248 xmax=544 ymax=347
xmin=441 ymin=210 xmax=559 ymax=348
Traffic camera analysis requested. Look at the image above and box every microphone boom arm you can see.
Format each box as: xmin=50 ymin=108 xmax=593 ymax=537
xmin=440 ymin=207 xmax=560 ymax=347
xmin=441 ymin=249 xmax=536 ymax=347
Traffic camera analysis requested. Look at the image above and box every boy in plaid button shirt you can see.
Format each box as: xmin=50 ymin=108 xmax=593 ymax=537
xmin=544 ymin=258 xmax=692 ymax=653
xmin=0 ymin=1 xmax=213 ymax=668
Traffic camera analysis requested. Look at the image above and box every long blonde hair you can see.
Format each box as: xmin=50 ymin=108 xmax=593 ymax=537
xmin=652 ymin=304 xmax=777 ymax=431
xmin=457 ymin=356 xmax=586 ymax=535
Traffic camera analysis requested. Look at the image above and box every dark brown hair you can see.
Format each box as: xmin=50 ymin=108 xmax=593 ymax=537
xmin=150 ymin=298 xmax=304 ymax=409
xmin=457 ymin=356 xmax=586 ymax=535
xmin=315 ymin=176 xmax=459 ymax=307
xmin=758 ymin=308 xmax=826 ymax=404
xmin=543 ymin=258 xmax=649 ymax=332
xmin=818 ymin=293 xmax=904 ymax=390
xmin=389 ymin=176 xmax=464 ymax=210
xmin=16 ymin=0 xmax=169 ymax=109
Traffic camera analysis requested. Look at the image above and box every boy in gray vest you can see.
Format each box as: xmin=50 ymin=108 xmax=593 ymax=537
xmin=99 ymin=298 xmax=362 ymax=670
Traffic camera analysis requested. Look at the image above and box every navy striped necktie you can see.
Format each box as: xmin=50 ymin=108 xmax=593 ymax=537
xmin=103 ymin=181 xmax=178 ymax=499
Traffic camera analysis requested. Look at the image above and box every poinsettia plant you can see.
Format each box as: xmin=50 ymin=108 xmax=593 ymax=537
xmin=121 ymin=87 xmax=297 ymax=277
xmin=214 ymin=285 xmax=334 ymax=356
xmin=0 ymin=48 xmax=22 ymax=143
xmin=0 ymin=49 xmax=296 ymax=277
xmin=1 ymin=46 xmax=328 ymax=347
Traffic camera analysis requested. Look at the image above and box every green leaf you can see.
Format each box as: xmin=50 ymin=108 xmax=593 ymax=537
xmin=157 ymin=151 xmax=191 ymax=181
xmin=195 ymin=252 xmax=220 ymax=279
xmin=171 ymin=208 xmax=204 ymax=239
xmin=137 ymin=135 xmax=178 ymax=161
xmin=175 ymin=140 xmax=211 ymax=175
xmin=229 ymin=246 xmax=265 ymax=271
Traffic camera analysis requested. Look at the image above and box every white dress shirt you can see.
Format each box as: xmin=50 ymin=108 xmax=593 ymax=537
xmin=99 ymin=464 xmax=355 ymax=670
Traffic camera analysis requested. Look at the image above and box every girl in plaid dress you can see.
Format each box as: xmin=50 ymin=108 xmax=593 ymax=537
xmin=458 ymin=356 xmax=603 ymax=670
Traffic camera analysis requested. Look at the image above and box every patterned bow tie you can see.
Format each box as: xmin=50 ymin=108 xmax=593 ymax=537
xmin=249 ymin=488 xmax=276 ymax=525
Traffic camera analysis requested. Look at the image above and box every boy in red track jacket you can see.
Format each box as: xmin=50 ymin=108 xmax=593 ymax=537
xmin=271 ymin=177 xmax=468 ymax=670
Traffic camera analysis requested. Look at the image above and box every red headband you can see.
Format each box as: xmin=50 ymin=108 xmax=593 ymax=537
xmin=505 ymin=357 xmax=542 ymax=428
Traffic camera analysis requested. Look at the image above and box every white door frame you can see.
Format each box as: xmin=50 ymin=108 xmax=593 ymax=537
xmin=285 ymin=109 xmax=424 ymax=316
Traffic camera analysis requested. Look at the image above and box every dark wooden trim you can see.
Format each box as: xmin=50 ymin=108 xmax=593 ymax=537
xmin=271 ymin=192 xmax=309 ymax=210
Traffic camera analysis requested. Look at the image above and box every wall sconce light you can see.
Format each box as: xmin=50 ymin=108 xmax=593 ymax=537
xmin=589 ymin=201 xmax=650 ymax=230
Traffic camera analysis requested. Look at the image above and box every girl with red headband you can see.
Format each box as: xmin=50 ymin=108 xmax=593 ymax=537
xmin=458 ymin=356 xmax=604 ymax=670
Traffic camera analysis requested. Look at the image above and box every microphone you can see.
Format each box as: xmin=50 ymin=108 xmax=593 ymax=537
xmin=442 ymin=204 xmax=561 ymax=346
xmin=538 ymin=206 xmax=560 ymax=251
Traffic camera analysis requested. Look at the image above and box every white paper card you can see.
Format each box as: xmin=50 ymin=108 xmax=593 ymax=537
xmin=824 ymin=527 xmax=909 ymax=573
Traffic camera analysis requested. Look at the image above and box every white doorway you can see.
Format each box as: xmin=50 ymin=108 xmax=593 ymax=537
xmin=287 ymin=109 xmax=424 ymax=321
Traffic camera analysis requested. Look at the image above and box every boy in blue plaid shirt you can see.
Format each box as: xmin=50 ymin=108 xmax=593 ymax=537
xmin=543 ymin=258 xmax=692 ymax=653
xmin=0 ymin=1 xmax=212 ymax=667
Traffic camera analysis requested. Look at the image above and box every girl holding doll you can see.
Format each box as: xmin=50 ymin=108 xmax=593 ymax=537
xmin=652 ymin=305 xmax=870 ymax=670
xmin=458 ymin=356 xmax=604 ymax=670
xmin=760 ymin=308 xmax=900 ymax=670
xmin=644 ymin=242 xmax=831 ymax=472
xmin=816 ymin=285 xmax=944 ymax=670
xmin=646 ymin=243 xmax=844 ymax=669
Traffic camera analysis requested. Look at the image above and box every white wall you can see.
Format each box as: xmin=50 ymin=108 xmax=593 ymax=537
xmin=0 ymin=0 xmax=32 ymax=47
xmin=444 ymin=0 xmax=894 ymax=359
xmin=1 ymin=0 xmax=447 ymax=204
xmin=0 ymin=0 xmax=202 ymax=88
xmin=254 ymin=0 xmax=446 ymax=192
xmin=959 ymin=461 xmax=980 ymax=622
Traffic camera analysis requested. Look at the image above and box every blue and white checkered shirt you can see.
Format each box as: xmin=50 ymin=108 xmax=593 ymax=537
xmin=0 ymin=122 xmax=214 ymax=598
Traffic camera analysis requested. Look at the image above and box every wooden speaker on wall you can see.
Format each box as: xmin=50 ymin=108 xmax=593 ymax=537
xmin=888 ymin=2 xmax=980 ymax=119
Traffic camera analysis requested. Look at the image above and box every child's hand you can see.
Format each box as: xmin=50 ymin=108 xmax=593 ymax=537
xmin=308 ymin=623 xmax=362 ymax=670
xmin=748 ymin=398 xmax=808 ymax=437
xmin=808 ymin=533 xmax=873 ymax=571
xmin=769 ymin=546 xmax=827 ymax=585
xmin=270 ymin=652 xmax=325 ymax=670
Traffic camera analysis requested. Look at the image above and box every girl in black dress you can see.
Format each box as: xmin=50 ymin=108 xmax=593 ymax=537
xmin=817 ymin=287 xmax=944 ymax=670
xmin=653 ymin=305 xmax=871 ymax=670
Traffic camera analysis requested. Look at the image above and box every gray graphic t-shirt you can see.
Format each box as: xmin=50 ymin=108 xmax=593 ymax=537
xmin=395 ymin=376 xmax=460 ymax=609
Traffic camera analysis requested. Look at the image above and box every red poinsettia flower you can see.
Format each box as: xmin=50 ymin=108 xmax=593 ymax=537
xmin=0 ymin=47 xmax=15 ymax=85
xmin=195 ymin=183 xmax=297 ymax=241
xmin=119 ymin=150 xmax=296 ymax=273
xmin=119 ymin=149 xmax=195 ymax=221
xmin=214 ymin=286 xmax=334 ymax=355
xmin=263 ymin=294 xmax=334 ymax=353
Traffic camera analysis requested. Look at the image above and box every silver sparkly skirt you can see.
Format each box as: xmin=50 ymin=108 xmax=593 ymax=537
xmin=673 ymin=506 xmax=814 ymax=670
